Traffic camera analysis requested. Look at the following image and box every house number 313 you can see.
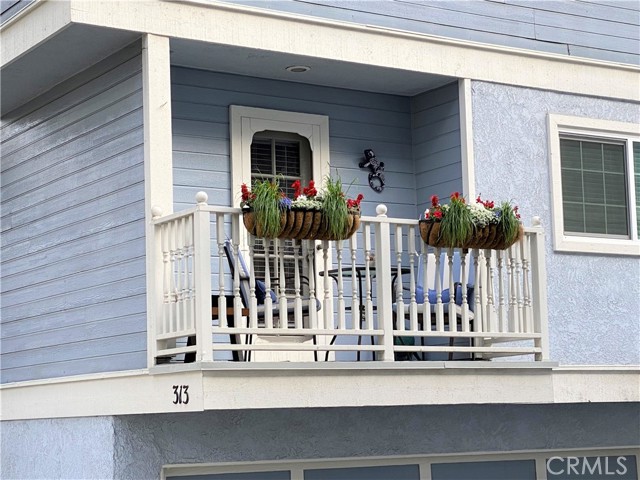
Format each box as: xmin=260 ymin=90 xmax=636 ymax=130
xmin=172 ymin=385 xmax=189 ymax=404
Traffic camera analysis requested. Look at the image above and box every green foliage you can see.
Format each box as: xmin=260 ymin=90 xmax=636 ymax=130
xmin=251 ymin=179 xmax=282 ymax=238
xmin=439 ymin=195 xmax=472 ymax=246
xmin=498 ymin=200 xmax=520 ymax=244
xmin=321 ymin=175 xmax=349 ymax=239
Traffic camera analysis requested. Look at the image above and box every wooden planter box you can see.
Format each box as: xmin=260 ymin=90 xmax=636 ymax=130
xmin=419 ymin=220 xmax=523 ymax=250
xmin=243 ymin=209 xmax=360 ymax=241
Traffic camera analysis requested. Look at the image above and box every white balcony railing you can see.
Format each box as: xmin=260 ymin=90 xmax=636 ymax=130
xmin=151 ymin=193 xmax=549 ymax=365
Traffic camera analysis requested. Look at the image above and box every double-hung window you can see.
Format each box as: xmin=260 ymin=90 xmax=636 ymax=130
xmin=548 ymin=114 xmax=640 ymax=255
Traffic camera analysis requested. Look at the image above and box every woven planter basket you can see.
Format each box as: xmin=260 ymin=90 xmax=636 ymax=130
xmin=243 ymin=209 xmax=360 ymax=241
xmin=419 ymin=220 xmax=524 ymax=250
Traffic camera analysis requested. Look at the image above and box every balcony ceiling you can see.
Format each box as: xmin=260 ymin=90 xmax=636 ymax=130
xmin=1 ymin=23 xmax=452 ymax=116
xmin=169 ymin=38 xmax=453 ymax=96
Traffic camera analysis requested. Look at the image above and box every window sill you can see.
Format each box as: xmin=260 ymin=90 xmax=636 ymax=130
xmin=554 ymin=235 xmax=640 ymax=256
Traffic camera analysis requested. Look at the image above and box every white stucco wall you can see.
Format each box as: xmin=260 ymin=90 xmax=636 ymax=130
xmin=471 ymin=81 xmax=640 ymax=365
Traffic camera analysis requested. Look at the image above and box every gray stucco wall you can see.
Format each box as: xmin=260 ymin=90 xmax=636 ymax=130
xmin=3 ymin=404 xmax=637 ymax=479
xmin=0 ymin=417 xmax=115 ymax=479
xmin=471 ymin=81 xmax=640 ymax=365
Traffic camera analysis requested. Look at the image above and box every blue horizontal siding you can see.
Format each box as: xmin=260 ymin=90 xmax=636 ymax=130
xmin=0 ymin=42 xmax=146 ymax=384
xmin=220 ymin=0 xmax=639 ymax=65
xmin=412 ymin=82 xmax=462 ymax=218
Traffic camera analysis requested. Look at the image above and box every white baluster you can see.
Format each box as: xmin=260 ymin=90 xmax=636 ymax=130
xmin=350 ymin=234 xmax=359 ymax=332
xmin=497 ymin=249 xmax=506 ymax=332
xmin=363 ymin=223 xmax=373 ymax=331
xmin=305 ymin=240 xmax=317 ymax=330
xmin=216 ymin=214 xmax=227 ymax=329
xmin=231 ymin=216 xmax=243 ymax=331
xmin=293 ymin=240 xmax=303 ymax=330
xmin=421 ymin=242 xmax=430 ymax=333
xmin=395 ymin=225 xmax=405 ymax=332
xmin=278 ymin=239 xmax=287 ymax=329
xmin=161 ymin=223 xmax=170 ymax=335
xmin=264 ymin=239 xmax=273 ymax=329
xmin=447 ymin=248 xmax=455 ymax=334
xmin=460 ymin=249 xmax=469 ymax=332
xmin=472 ymin=249 xmax=482 ymax=333
xmin=484 ymin=249 xmax=495 ymax=332
xmin=408 ymin=226 xmax=418 ymax=332
xmin=336 ymin=240 xmax=346 ymax=330
xmin=434 ymin=248 xmax=444 ymax=332
xmin=322 ymin=240 xmax=331 ymax=331
xmin=248 ymin=237 xmax=258 ymax=329
xmin=521 ymin=232 xmax=532 ymax=333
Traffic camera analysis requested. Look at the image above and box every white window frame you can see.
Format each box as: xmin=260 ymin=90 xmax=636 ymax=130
xmin=548 ymin=114 xmax=640 ymax=256
xmin=229 ymin=105 xmax=330 ymax=208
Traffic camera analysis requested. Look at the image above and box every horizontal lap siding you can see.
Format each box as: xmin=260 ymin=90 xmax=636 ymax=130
xmin=0 ymin=43 xmax=147 ymax=384
xmin=172 ymin=67 xmax=415 ymax=218
xmin=222 ymin=0 xmax=640 ymax=65
xmin=412 ymin=83 xmax=461 ymax=219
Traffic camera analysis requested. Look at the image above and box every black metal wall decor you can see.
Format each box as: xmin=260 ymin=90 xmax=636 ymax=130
xmin=360 ymin=149 xmax=385 ymax=193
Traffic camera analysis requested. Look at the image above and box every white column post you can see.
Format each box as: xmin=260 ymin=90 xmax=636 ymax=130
xmin=374 ymin=205 xmax=395 ymax=361
xmin=143 ymin=33 xmax=174 ymax=367
xmin=193 ymin=193 xmax=213 ymax=362
xmin=530 ymin=216 xmax=550 ymax=361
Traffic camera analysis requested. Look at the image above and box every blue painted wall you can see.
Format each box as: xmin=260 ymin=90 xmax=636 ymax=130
xmin=471 ymin=81 xmax=640 ymax=365
xmin=172 ymin=67 xmax=418 ymax=219
xmin=0 ymin=42 xmax=147 ymax=383
xmin=219 ymin=0 xmax=640 ymax=66
xmin=411 ymin=82 xmax=462 ymax=218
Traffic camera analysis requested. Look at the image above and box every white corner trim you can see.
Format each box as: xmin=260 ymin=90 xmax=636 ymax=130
xmin=547 ymin=114 xmax=640 ymax=256
xmin=459 ymin=78 xmax=475 ymax=199
xmin=143 ymin=33 xmax=174 ymax=367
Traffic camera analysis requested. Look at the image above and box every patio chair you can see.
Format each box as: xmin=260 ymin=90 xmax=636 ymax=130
xmin=392 ymin=251 xmax=475 ymax=360
xmin=223 ymin=240 xmax=321 ymax=361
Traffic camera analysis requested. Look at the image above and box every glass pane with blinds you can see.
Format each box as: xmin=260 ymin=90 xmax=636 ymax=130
xmin=634 ymin=142 xmax=640 ymax=235
xmin=560 ymin=138 xmax=629 ymax=237
xmin=250 ymin=134 xmax=310 ymax=297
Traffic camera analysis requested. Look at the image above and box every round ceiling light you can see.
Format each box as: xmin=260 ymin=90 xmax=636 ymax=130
xmin=285 ymin=65 xmax=311 ymax=73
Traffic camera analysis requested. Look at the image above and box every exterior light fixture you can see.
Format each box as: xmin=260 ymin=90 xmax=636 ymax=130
xmin=285 ymin=65 xmax=311 ymax=73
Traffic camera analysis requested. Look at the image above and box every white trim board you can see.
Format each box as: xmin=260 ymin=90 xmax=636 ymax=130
xmin=2 ymin=1 xmax=639 ymax=101
xmin=1 ymin=364 xmax=638 ymax=421
xmin=162 ymin=448 xmax=640 ymax=480
xmin=547 ymin=114 xmax=640 ymax=256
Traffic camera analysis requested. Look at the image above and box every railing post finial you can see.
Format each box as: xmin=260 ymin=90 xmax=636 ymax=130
xmin=195 ymin=191 xmax=208 ymax=205
xmin=532 ymin=216 xmax=542 ymax=227
xmin=376 ymin=204 xmax=388 ymax=217
xmin=151 ymin=206 xmax=163 ymax=219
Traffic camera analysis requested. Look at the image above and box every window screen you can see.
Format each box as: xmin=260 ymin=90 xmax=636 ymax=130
xmin=560 ymin=138 xmax=629 ymax=236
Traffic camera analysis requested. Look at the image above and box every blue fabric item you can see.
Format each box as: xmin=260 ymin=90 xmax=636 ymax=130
xmin=255 ymin=280 xmax=277 ymax=305
xmin=415 ymin=284 xmax=474 ymax=311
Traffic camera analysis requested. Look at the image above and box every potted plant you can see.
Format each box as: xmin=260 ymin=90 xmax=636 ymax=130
xmin=240 ymin=176 xmax=363 ymax=241
xmin=419 ymin=192 xmax=523 ymax=249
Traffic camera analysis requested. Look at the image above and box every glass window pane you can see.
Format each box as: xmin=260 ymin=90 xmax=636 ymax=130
xmin=604 ymin=173 xmax=627 ymax=206
xmin=561 ymin=168 xmax=583 ymax=203
xmin=582 ymin=142 xmax=603 ymax=171
xmin=602 ymin=143 xmax=625 ymax=173
xmin=560 ymin=137 xmax=632 ymax=238
xmin=583 ymin=171 xmax=604 ymax=203
xmin=606 ymin=206 xmax=629 ymax=235
xmin=432 ymin=460 xmax=536 ymax=480
xmin=634 ymin=142 xmax=640 ymax=235
xmin=275 ymin=141 xmax=301 ymax=177
xmin=305 ymin=465 xmax=420 ymax=480
xmin=251 ymin=139 xmax=273 ymax=175
xmin=560 ymin=139 xmax=582 ymax=169
xmin=584 ymin=204 xmax=606 ymax=234
xmin=563 ymin=202 xmax=585 ymax=233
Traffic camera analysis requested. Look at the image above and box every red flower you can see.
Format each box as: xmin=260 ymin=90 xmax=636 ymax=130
xmin=291 ymin=180 xmax=302 ymax=199
xmin=302 ymin=180 xmax=317 ymax=197
xmin=433 ymin=210 xmax=443 ymax=219
xmin=241 ymin=183 xmax=251 ymax=201
xmin=431 ymin=195 xmax=439 ymax=208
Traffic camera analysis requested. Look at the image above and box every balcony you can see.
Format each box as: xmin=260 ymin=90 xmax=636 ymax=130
xmin=151 ymin=193 xmax=549 ymax=366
